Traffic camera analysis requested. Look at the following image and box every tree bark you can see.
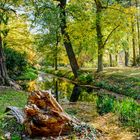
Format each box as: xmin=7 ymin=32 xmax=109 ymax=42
xmin=55 ymin=80 xmax=59 ymax=102
xmin=132 ymin=21 xmax=136 ymax=66
xmin=54 ymin=34 xmax=59 ymax=71
xmin=135 ymin=0 xmax=140 ymax=55
xmin=115 ymin=54 xmax=118 ymax=66
xmin=125 ymin=51 xmax=129 ymax=66
xmin=58 ymin=0 xmax=79 ymax=78
xmin=0 ymin=35 xmax=9 ymax=85
xmin=95 ymin=0 xmax=104 ymax=72
xmin=109 ymin=54 xmax=113 ymax=67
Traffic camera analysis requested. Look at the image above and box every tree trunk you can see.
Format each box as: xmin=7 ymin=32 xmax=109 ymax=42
xmin=58 ymin=0 xmax=79 ymax=78
xmin=95 ymin=0 xmax=104 ymax=72
xmin=132 ymin=21 xmax=136 ymax=66
xmin=125 ymin=51 xmax=129 ymax=66
xmin=0 ymin=35 xmax=9 ymax=85
xmin=115 ymin=54 xmax=118 ymax=66
xmin=109 ymin=54 xmax=113 ymax=67
xmin=135 ymin=0 xmax=140 ymax=55
xmin=54 ymin=34 xmax=59 ymax=71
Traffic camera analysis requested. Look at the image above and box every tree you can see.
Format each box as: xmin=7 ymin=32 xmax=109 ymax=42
xmin=26 ymin=0 xmax=79 ymax=78
xmin=0 ymin=2 xmax=13 ymax=85
xmin=94 ymin=0 xmax=104 ymax=72
xmin=94 ymin=0 xmax=120 ymax=71
xmin=135 ymin=0 xmax=140 ymax=55
xmin=57 ymin=0 xmax=79 ymax=78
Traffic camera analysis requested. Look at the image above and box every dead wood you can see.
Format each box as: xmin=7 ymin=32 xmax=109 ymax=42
xmin=24 ymin=90 xmax=74 ymax=137
xmin=5 ymin=106 xmax=25 ymax=124
xmin=5 ymin=90 xmax=79 ymax=137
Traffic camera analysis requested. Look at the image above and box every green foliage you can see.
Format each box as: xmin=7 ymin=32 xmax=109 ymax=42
xmin=96 ymin=95 xmax=115 ymax=115
xmin=0 ymin=116 xmax=24 ymax=140
xmin=78 ymin=73 xmax=93 ymax=84
xmin=73 ymin=123 xmax=96 ymax=139
xmin=96 ymin=94 xmax=140 ymax=131
xmin=17 ymin=67 xmax=38 ymax=80
xmin=114 ymin=99 xmax=140 ymax=130
xmin=4 ymin=47 xmax=28 ymax=78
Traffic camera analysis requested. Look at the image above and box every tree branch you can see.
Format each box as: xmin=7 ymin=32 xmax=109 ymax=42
xmin=103 ymin=25 xmax=120 ymax=47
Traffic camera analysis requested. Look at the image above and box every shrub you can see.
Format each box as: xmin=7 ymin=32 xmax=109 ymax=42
xmin=78 ymin=73 xmax=93 ymax=84
xmin=4 ymin=47 xmax=28 ymax=78
xmin=114 ymin=99 xmax=140 ymax=129
xmin=96 ymin=95 xmax=115 ymax=115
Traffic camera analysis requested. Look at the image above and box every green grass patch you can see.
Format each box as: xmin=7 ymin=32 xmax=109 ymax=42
xmin=0 ymin=89 xmax=27 ymax=114
xmin=0 ymin=89 xmax=28 ymax=139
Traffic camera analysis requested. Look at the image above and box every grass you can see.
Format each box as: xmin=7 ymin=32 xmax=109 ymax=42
xmin=0 ymin=89 xmax=27 ymax=114
xmin=0 ymin=89 xmax=28 ymax=139
xmin=94 ymin=67 xmax=140 ymax=99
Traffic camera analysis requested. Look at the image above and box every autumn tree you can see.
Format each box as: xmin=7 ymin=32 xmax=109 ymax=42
xmin=0 ymin=1 xmax=14 ymax=85
xmin=26 ymin=0 xmax=79 ymax=78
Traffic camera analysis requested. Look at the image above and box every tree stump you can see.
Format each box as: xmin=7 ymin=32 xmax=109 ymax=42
xmin=24 ymin=90 xmax=74 ymax=137
xmin=5 ymin=91 xmax=96 ymax=139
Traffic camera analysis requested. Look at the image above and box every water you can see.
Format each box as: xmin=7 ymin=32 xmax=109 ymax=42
xmin=36 ymin=73 xmax=98 ymax=103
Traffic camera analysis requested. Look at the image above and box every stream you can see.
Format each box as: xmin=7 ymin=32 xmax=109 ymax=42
xmin=31 ymin=72 xmax=122 ymax=116
xmin=36 ymin=72 xmax=98 ymax=103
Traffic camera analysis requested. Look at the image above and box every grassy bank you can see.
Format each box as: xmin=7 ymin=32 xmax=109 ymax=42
xmin=0 ymin=89 xmax=28 ymax=139
xmin=45 ymin=67 xmax=140 ymax=100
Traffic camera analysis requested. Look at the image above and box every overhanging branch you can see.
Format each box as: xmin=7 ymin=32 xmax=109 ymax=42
xmin=103 ymin=25 xmax=120 ymax=47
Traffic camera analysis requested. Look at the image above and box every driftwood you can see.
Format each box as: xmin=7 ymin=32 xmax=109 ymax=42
xmin=6 ymin=90 xmax=77 ymax=137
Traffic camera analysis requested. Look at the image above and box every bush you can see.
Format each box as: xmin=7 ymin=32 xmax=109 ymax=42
xmin=78 ymin=73 xmax=93 ymax=84
xmin=114 ymin=99 xmax=140 ymax=129
xmin=96 ymin=95 xmax=115 ymax=115
xmin=4 ymin=47 xmax=28 ymax=78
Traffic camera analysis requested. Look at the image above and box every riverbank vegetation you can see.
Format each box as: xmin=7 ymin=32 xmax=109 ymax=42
xmin=45 ymin=67 xmax=140 ymax=100
xmin=0 ymin=0 xmax=140 ymax=139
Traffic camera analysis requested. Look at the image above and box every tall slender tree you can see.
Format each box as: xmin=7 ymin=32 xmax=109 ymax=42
xmin=58 ymin=0 xmax=79 ymax=78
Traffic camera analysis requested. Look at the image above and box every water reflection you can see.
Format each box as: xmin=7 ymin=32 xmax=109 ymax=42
xmin=70 ymin=84 xmax=82 ymax=102
xmin=55 ymin=80 xmax=58 ymax=102
xmin=36 ymin=74 xmax=97 ymax=102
